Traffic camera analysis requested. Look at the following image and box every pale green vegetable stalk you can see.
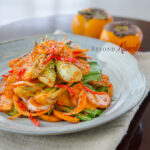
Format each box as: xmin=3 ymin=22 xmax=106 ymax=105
xmin=38 ymin=60 xmax=56 ymax=87
xmin=56 ymin=60 xmax=82 ymax=82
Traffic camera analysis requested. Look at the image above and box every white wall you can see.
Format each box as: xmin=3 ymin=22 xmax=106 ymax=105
xmin=0 ymin=0 xmax=149 ymax=25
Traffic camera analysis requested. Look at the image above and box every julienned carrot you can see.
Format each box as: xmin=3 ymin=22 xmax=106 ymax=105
xmin=65 ymin=90 xmax=86 ymax=115
xmin=39 ymin=114 xmax=61 ymax=122
xmin=53 ymin=109 xmax=79 ymax=123
xmin=43 ymin=45 xmax=55 ymax=64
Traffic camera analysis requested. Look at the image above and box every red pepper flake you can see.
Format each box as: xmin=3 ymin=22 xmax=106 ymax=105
xmin=2 ymin=74 xmax=9 ymax=78
xmin=55 ymin=84 xmax=76 ymax=95
xmin=29 ymin=115 xmax=40 ymax=127
xmin=18 ymin=99 xmax=28 ymax=111
xmin=8 ymin=69 xmax=14 ymax=73
xmin=53 ymin=56 xmax=79 ymax=63
xmin=72 ymin=51 xmax=82 ymax=54
xmin=17 ymin=68 xmax=26 ymax=81
xmin=80 ymin=82 xmax=107 ymax=95
xmin=43 ymin=45 xmax=55 ymax=64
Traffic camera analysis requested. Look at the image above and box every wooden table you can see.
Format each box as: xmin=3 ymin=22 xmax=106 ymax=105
xmin=0 ymin=15 xmax=150 ymax=150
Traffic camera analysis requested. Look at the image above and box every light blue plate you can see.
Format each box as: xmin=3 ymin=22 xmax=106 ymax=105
xmin=0 ymin=34 xmax=146 ymax=135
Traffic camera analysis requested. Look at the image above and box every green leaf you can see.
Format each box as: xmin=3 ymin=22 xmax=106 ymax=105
xmin=84 ymin=109 xmax=102 ymax=118
xmin=82 ymin=82 xmax=108 ymax=94
xmin=88 ymin=61 xmax=102 ymax=75
xmin=75 ymin=114 xmax=92 ymax=121
xmin=47 ymin=106 xmax=54 ymax=115
xmin=82 ymin=83 xmax=95 ymax=91
xmin=82 ymin=61 xmax=102 ymax=83
xmin=64 ymin=106 xmax=93 ymax=121
xmin=96 ymin=86 xmax=108 ymax=93
xmin=82 ymin=74 xmax=101 ymax=83
xmin=44 ymin=88 xmax=54 ymax=93
xmin=65 ymin=106 xmax=74 ymax=110
xmin=35 ymin=83 xmax=46 ymax=88
xmin=7 ymin=107 xmax=18 ymax=116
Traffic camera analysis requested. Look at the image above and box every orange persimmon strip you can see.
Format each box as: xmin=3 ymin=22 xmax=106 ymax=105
xmin=65 ymin=90 xmax=86 ymax=115
xmin=13 ymin=95 xmax=53 ymax=116
xmin=53 ymin=109 xmax=79 ymax=123
xmin=39 ymin=114 xmax=61 ymax=122
xmin=86 ymin=92 xmax=111 ymax=109
xmin=85 ymin=102 xmax=96 ymax=109
xmin=57 ymin=91 xmax=74 ymax=107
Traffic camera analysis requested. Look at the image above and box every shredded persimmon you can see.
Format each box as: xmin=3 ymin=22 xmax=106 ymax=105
xmin=43 ymin=45 xmax=55 ymax=64
xmin=0 ymin=36 xmax=113 ymax=125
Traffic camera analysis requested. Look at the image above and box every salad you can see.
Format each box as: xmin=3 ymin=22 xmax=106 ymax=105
xmin=0 ymin=37 xmax=113 ymax=126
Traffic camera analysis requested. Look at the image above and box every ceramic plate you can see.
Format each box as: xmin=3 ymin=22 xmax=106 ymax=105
xmin=0 ymin=34 xmax=146 ymax=135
